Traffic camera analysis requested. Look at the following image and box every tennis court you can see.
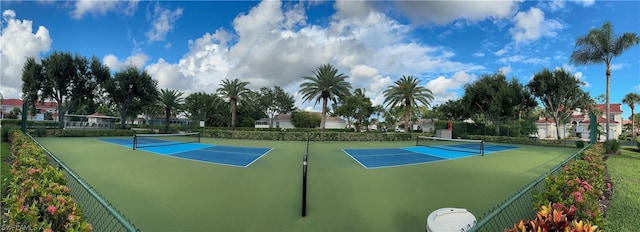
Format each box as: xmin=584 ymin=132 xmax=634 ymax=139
xmin=35 ymin=137 xmax=579 ymax=232
xmin=100 ymin=136 xmax=272 ymax=167
xmin=344 ymin=143 xmax=519 ymax=169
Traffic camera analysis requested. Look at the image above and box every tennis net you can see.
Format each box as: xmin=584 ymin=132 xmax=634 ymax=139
xmin=133 ymin=132 xmax=200 ymax=149
xmin=416 ymin=136 xmax=485 ymax=155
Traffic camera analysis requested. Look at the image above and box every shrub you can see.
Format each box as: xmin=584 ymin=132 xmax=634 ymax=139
xmin=532 ymin=144 xmax=607 ymax=228
xmin=636 ymin=137 xmax=640 ymax=150
xmin=506 ymin=203 xmax=600 ymax=232
xmin=602 ymin=140 xmax=620 ymax=154
xmin=2 ymin=131 xmax=92 ymax=231
xmin=576 ymin=140 xmax=585 ymax=148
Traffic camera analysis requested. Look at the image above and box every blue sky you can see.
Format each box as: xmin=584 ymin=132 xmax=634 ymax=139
xmin=1 ymin=0 xmax=639 ymax=120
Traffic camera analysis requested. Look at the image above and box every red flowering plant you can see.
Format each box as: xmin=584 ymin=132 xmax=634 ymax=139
xmin=506 ymin=203 xmax=600 ymax=232
xmin=532 ymin=144 xmax=607 ymax=228
xmin=2 ymin=131 xmax=92 ymax=231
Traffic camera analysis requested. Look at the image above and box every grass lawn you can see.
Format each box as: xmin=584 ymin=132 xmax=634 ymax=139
xmin=1 ymin=142 xmax=11 ymax=197
xmin=35 ymin=137 xmax=580 ymax=232
xmin=605 ymin=146 xmax=640 ymax=231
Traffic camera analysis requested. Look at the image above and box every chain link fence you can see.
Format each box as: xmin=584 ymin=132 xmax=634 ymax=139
xmin=27 ymin=134 xmax=139 ymax=232
xmin=468 ymin=144 xmax=590 ymax=232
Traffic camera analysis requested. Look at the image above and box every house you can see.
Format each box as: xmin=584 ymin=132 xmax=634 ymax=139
xmin=534 ymin=104 xmax=623 ymax=140
xmin=255 ymin=113 xmax=346 ymax=129
xmin=0 ymin=98 xmax=59 ymax=120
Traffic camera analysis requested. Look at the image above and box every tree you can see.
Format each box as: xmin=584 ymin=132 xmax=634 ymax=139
xmin=432 ymin=99 xmax=469 ymax=120
xmin=528 ymin=68 xmax=591 ymax=140
xmin=383 ymin=75 xmax=433 ymax=132
xmin=104 ymin=65 xmax=159 ymax=129
xmin=299 ymin=64 xmax=352 ymax=131
xmin=334 ymin=88 xmax=374 ymax=131
xmin=217 ymin=78 xmax=251 ymax=130
xmin=21 ymin=52 xmax=110 ymax=128
xmin=622 ymin=93 xmax=640 ymax=138
xmin=570 ymin=21 xmax=639 ymax=140
xmin=291 ymin=111 xmax=321 ymax=128
xmin=257 ymin=86 xmax=295 ymax=128
xmin=158 ymin=89 xmax=184 ymax=133
xmin=462 ymin=72 xmax=535 ymax=135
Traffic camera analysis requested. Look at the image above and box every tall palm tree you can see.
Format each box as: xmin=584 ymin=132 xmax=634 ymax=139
xmin=570 ymin=21 xmax=639 ymax=140
xmin=622 ymin=93 xmax=640 ymax=139
xmin=158 ymin=88 xmax=184 ymax=133
xmin=383 ymin=75 xmax=433 ymax=132
xmin=373 ymin=104 xmax=385 ymax=130
xmin=217 ymin=78 xmax=251 ymax=130
xmin=298 ymin=64 xmax=352 ymax=131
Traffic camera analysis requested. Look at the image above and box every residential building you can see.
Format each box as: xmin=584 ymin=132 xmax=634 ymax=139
xmin=534 ymin=104 xmax=622 ymax=140
xmin=0 ymin=98 xmax=58 ymax=120
xmin=255 ymin=113 xmax=346 ymax=129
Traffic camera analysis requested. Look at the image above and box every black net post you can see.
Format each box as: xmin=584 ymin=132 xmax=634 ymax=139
xmin=132 ymin=135 xmax=137 ymax=150
xmin=301 ymin=133 xmax=310 ymax=217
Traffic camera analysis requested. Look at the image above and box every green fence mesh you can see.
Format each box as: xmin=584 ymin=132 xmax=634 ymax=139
xmin=27 ymin=134 xmax=139 ymax=232
xmin=468 ymin=144 xmax=590 ymax=232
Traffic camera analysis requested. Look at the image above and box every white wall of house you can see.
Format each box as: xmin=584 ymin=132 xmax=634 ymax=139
xmin=324 ymin=120 xmax=345 ymax=129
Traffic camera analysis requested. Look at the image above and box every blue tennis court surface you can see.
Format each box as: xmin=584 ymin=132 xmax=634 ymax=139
xmin=99 ymin=138 xmax=271 ymax=167
xmin=344 ymin=144 xmax=519 ymax=169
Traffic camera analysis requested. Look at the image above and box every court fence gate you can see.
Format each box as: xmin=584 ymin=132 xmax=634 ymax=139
xmin=468 ymin=144 xmax=591 ymax=232
xmin=26 ymin=133 xmax=140 ymax=232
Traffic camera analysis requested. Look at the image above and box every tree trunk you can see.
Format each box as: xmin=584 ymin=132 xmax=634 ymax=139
xmin=165 ymin=108 xmax=170 ymax=132
xmin=605 ymin=64 xmax=611 ymax=141
xmin=404 ymin=107 xmax=410 ymax=132
xmin=320 ymin=97 xmax=327 ymax=131
xmin=57 ymin=103 xmax=64 ymax=129
xmin=632 ymin=106 xmax=636 ymax=139
xmin=231 ymin=100 xmax=237 ymax=130
xmin=120 ymin=108 xmax=127 ymax=129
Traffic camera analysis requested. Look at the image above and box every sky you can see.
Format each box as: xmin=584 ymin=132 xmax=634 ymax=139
xmin=1 ymin=0 xmax=639 ymax=120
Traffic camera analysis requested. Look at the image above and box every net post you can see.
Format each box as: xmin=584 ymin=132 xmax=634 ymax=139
xmin=416 ymin=135 xmax=419 ymax=146
xmin=481 ymin=140 xmax=485 ymax=156
xmin=132 ymin=134 xmax=136 ymax=150
xmin=198 ymin=132 xmax=201 ymax=143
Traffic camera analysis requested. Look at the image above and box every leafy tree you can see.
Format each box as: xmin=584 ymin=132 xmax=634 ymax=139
xmin=217 ymin=78 xmax=251 ymax=130
xmin=432 ymin=99 xmax=469 ymax=120
xmin=104 ymin=65 xmax=159 ymax=129
xmin=299 ymin=64 xmax=352 ymax=131
xmin=462 ymin=72 xmax=535 ymax=135
xmin=257 ymin=86 xmax=295 ymax=128
xmin=527 ymin=68 xmax=592 ymax=139
xmin=66 ymin=56 xmax=110 ymax=116
xmin=333 ymin=88 xmax=374 ymax=131
xmin=622 ymin=93 xmax=640 ymax=138
xmin=158 ymin=89 xmax=184 ymax=132
xmin=291 ymin=111 xmax=321 ymax=128
xmin=184 ymin=92 xmax=213 ymax=122
xmin=21 ymin=52 xmax=110 ymax=128
xmin=383 ymin=75 xmax=433 ymax=132
xmin=570 ymin=21 xmax=639 ymax=140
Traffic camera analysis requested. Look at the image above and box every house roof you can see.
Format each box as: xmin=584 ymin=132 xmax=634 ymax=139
xmin=0 ymin=98 xmax=58 ymax=108
xmin=582 ymin=117 xmax=619 ymax=124
xmin=535 ymin=118 xmax=555 ymax=123
xmin=594 ymin=104 xmax=622 ymax=113
xmin=623 ymin=119 xmax=632 ymax=125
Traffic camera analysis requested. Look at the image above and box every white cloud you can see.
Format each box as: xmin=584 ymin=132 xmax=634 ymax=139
xmin=425 ymin=71 xmax=477 ymax=105
xmin=71 ymin=0 xmax=139 ymax=19
xmin=0 ymin=10 xmax=52 ymax=99
xmin=510 ymin=7 xmax=564 ymax=44
xmin=472 ymin=52 xmax=485 ymax=57
xmin=549 ymin=0 xmax=595 ymax=10
xmin=145 ymin=0 xmax=485 ymax=111
xmin=146 ymin=58 xmax=195 ymax=91
xmin=574 ymin=72 xmax=590 ymax=88
xmin=102 ymin=53 xmax=149 ymax=71
xmin=393 ymin=0 xmax=519 ymax=25
xmin=146 ymin=3 xmax=183 ymax=42
xmin=634 ymin=85 xmax=640 ymax=91
xmin=499 ymin=66 xmax=512 ymax=75
xmin=495 ymin=47 xmax=510 ymax=56
xmin=610 ymin=63 xmax=626 ymax=70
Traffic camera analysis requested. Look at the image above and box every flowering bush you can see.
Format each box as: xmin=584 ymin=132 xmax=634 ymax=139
xmin=2 ymin=131 xmax=92 ymax=231
xmin=506 ymin=203 xmax=600 ymax=232
xmin=528 ymin=144 xmax=608 ymax=229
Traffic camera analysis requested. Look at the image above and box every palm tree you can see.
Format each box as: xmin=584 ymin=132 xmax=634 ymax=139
xmin=158 ymin=88 xmax=184 ymax=133
xmin=373 ymin=104 xmax=385 ymax=130
xmin=298 ymin=64 xmax=352 ymax=131
xmin=622 ymin=93 xmax=640 ymax=139
xmin=570 ymin=21 xmax=639 ymax=140
xmin=383 ymin=75 xmax=433 ymax=132
xmin=217 ymin=78 xmax=251 ymax=130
